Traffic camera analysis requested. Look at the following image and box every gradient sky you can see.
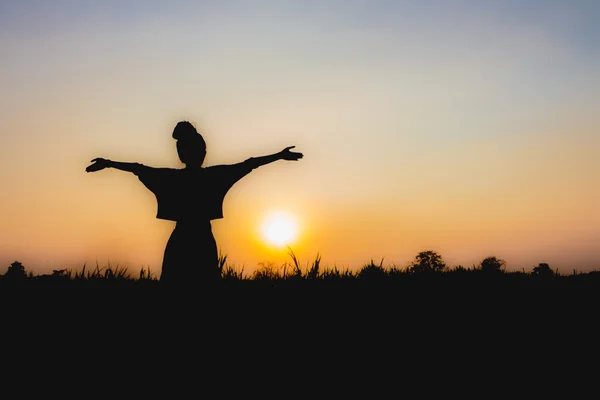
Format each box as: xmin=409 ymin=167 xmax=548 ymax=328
xmin=1 ymin=0 xmax=599 ymax=276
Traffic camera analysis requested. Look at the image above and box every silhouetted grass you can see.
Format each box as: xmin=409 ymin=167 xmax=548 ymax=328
xmin=2 ymin=250 xmax=600 ymax=292
xmin=3 ymin=250 xmax=599 ymax=343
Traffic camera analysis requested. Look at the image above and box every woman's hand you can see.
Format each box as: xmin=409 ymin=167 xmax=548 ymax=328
xmin=86 ymin=158 xmax=111 ymax=173
xmin=279 ymin=146 xmax=303 ymax=161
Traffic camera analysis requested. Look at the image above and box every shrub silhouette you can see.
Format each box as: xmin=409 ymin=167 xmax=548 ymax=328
xmin=532 ymin=263 xmax=553 ymax=277
xmin=479 ymin=257 xmax=506 ymax=274
xmin=3 ymin=261 xmax=27 ymax=281
xmin=409 ymin=251 xmax=446 ymax=274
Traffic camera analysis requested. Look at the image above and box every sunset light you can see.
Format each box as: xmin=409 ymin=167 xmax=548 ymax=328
xmin=261 ymin=211 xmax=298 ymax=248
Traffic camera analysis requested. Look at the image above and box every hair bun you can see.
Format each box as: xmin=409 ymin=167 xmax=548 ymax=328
xmin=172 ymin=121 xmax=198 ymax=140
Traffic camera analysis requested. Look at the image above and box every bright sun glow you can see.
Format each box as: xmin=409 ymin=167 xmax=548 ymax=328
xmin=261 ymin=211 xmax=298 ymax=247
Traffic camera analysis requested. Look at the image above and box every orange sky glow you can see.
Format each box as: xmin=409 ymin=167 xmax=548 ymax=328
xmin=1 ymin=1 xmax=598 ymax=276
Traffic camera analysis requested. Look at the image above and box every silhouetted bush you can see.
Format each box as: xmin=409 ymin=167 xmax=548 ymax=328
xmin=532 ymin=263 xmax=554 ymax=277
xmin=409 ymin=251 xmax=446 ymax=274
xmin=479 ymin=257 xmax=506 ymax=274
xmin=2 ymin=261 xmax=27 ymax=282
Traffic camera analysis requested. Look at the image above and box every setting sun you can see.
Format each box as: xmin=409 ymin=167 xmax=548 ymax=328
xmin=261 ymin=211 xmax=299 ymax=247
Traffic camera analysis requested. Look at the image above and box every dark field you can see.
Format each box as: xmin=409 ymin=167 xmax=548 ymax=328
xmin=3 ymin=259 xmax=597 ymax=370
xmin=3 ymin=258 xmax=599 ymax=321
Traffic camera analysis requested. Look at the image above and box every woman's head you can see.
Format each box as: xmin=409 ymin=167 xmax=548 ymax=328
xmin=173 ymin=121 xmax=206 ymax=167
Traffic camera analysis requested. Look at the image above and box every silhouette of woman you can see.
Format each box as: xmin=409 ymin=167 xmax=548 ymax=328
xmin=86 ymin=121 xmax=303 ymax=286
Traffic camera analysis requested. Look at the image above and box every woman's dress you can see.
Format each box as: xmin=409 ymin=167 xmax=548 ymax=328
xmin=134 ymin=161 xmax=254 ymax=286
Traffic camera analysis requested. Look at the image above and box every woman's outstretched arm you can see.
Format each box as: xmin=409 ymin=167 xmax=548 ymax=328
xmin=246 ymin=146 xmax=303 ymax=169
xmin=86 ymin=158 xmax=143 ymax=174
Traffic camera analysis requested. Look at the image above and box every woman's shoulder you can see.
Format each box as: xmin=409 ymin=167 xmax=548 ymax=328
xmin=135 ymin=164 xmax=180 ymax=175
xmin=205 ymin=159 xmax=254 ymax=174
xmin=203 ymin=161 xmax=253 ymax=188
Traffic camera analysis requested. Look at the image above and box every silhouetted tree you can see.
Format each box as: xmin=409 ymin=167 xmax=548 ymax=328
xmin=532 ymin=263 xmax=553 ymax=277
xmin=409 ymin=251 xmax=446 ymax=274
xmin=479 ymin=257 xmax=505 ymax=274
xmin=4 ymin=261 xmax=27 ymax=280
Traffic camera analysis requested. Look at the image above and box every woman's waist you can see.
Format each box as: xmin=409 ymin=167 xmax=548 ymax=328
xmin=156 ymin=199 xmax=223 ymax=222
xmin=174 ymin=219 xmax=213 ymax=230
